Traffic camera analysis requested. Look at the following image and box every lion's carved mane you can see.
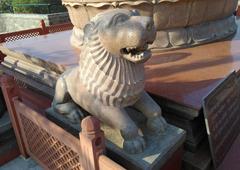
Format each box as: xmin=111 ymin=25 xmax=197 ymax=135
xmin=79 ymin=26 xmax=145 ymax=107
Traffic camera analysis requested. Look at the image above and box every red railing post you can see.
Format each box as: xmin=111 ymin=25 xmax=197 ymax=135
xmin=40 ymin=20 xmax=49 ymax=35
xmin=0 ymin=75 xmax=28 ymax=158
xmin=0 ymin=35 xmax=5 ymax=43
xmin=0 ymin=51 xmax=6 ymax=63
xmin=79 ymin=116 xmax=105 ymax=170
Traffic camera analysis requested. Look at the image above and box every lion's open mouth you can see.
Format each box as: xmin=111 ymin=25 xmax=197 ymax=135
xmin=120 ymin=44 xmax=151 ymax=63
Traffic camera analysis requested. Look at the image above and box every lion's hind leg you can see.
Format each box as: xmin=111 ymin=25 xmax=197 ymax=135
xmin=133 ymin=91 xmax=167 ymax=133
xmin=90 ymin=104 xmax=145 ymax=154
xmin=52 ymin=76 xmax=84 ymax=123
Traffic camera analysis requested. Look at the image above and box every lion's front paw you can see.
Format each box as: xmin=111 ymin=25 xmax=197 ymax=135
xmin=147 ymin=116 xmax=167 ymax=133
xmin=123 ymin=135 xmax=146 ymax=154
xmin=66 ymin=109 xmax=83 ymax=124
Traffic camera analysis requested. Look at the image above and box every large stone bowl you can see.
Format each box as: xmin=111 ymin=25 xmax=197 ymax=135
xmin=62 ymin=0 xmax=238 ymax=50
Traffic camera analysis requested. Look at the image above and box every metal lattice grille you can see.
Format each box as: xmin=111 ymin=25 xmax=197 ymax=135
xmin=20 ymin=114 xmax=81 ymax=170
xmin=5 ymin=32 xmax=40 ymax=42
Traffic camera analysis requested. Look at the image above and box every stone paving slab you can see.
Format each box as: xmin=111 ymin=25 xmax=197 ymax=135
xmin=0 ymin=156 xmax=42 ymax=170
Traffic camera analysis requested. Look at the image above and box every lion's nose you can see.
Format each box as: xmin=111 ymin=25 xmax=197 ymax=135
xmin=140 ymin=17 xmax=156 ymax=44
xmin=130 ymin=16 xmax=156 ymax=45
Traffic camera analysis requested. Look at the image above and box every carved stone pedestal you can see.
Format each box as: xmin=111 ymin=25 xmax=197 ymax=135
xmin=63 ymin=0 xmax=238 ymax=50
xmin=103 ymin=120 xmax=185 ymax=170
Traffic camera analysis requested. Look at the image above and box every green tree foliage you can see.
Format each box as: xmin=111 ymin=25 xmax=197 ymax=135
xmin=0 ymin=0 xmax=13 ymax=13
xmin=12 ymin=0 xmax=66 ymax=14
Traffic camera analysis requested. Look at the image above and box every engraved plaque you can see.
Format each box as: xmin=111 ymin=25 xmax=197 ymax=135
xmin=203 ymin=71 xmax=240 ymax=168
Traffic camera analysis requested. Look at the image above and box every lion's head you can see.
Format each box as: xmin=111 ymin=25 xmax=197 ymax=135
xmin=83 ymin=9 xmax=156 ymax=63
xmin=79 ymin=9 xmax=156 ymax=107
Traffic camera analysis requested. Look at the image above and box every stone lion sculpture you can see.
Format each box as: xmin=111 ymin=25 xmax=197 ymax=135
xmin=52 ymin=9 xmax=167 ymax=154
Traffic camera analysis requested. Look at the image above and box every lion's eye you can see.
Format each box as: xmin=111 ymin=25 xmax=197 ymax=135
xmin=108 ymin=14 xmax=129 ymax=27
xmin=115 ymin=16 xmax=128 ymax=23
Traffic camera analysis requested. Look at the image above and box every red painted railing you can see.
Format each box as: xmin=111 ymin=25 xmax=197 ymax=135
xmin=0 ymin=20 xmax=73 ymax=43
xmin=0 ymin=75 xmax=126 ymax=170
xmin=0 ymin=28 xmax=44 ymax=43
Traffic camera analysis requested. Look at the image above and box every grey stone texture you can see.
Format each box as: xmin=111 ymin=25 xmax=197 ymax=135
xmin=0 ymin=12 xmax=70 ymax=33
xmin=52 ymin=9 xmax=168 ymax=154
xmin=0 ymin=156 xmax=42 ymax=170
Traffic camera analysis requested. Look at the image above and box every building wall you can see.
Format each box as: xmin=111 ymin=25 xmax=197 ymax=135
xmin=0 ymin=12 xmax=70 ymax=33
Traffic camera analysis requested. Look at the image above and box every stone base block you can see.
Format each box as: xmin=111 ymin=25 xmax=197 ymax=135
xmin=46 ymin=107 xmax=185 ymax=170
